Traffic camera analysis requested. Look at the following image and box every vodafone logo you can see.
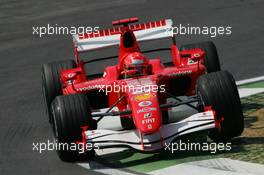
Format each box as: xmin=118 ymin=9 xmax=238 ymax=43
xmin=137 ymin=107 xmax=156 ymax=113
xmin=138 ymin=101 xmax=152 ymax=107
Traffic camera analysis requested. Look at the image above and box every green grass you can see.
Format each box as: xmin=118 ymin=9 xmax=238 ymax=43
xmin=240 ymin=81 xmax=264 ymax=88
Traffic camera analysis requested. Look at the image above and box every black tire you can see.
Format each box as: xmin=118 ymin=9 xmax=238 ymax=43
xmin=120 ymin=117 xmax=135 ymax=130
xmin=51 ymin=94 xmax=97 ymax=162
xmin=162 ymin=111 xmax=169 ymax=124
xmin=180 ymin=41 xmax=221 ymax=73
xmin=41 ymin=60 xmax=76 ymax=123
xmin=196 ymin=71 xmax=244 ymax=141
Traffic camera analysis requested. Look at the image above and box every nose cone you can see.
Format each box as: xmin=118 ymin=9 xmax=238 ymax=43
xmin=128 ymin=93 xmax=161 ymax=133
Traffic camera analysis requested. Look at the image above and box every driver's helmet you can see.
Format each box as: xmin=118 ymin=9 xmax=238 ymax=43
xmin=122 ymin=52 xmax=150 ymax=78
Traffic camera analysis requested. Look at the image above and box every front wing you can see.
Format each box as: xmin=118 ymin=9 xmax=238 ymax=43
xmin=85 ymin=111 xmax=216 ymax=151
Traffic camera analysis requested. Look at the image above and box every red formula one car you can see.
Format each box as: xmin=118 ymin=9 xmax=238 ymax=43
xmin=41 ymin=18 xmax=244 ymax=162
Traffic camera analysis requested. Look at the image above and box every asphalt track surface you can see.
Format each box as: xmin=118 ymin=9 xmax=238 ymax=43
xmin=0 ymin=0 xmax=264 ymax=174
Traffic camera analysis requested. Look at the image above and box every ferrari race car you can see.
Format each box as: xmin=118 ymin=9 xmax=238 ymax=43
xmin=41 ymin=18 xmax=244 ymax=162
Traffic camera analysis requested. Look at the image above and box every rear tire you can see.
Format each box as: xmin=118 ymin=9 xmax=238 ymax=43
xmin=51 ymin=94 xmax=97 ymax=162
xmin=41 ymin=60 xmax=76 ymax=123
xmin=196 ymin=71 xmax=244 ymax=141
xmin=180 ymin=41 xmax=221 ymax=73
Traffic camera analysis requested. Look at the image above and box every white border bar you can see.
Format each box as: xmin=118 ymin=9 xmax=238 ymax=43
xmin=236 ymin=75 xmax=264 ymax=86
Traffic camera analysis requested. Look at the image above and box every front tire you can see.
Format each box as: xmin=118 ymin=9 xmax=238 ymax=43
xmin=120 ymin=116 xmax=135 ymax=130
xmin=196 ymin=71 xmax=244 ymax=140
xmin=51 ymin=94 xmax=97 ymax=162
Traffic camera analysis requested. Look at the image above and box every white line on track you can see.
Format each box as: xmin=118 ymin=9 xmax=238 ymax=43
xmin=236 ymin=75 xmax=264 ymax=86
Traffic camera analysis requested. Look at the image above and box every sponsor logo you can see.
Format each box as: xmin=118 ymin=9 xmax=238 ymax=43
xmin=67 ymin=73 xmax=76 ymax=78
xmin=132 ymin=90 xmax=143 ymax=94
xmin=144 ymin=113 xmax=152 ymax=118
xmin=142 ymin=118 xmax=155 ymax=124
xmin=193 ymin=53 xmax=200 ymax=57
xmin=138 ymin=101 xmax=152 ymax=107
xmin=77 ymin=85 xmax=104 ymax=91
xmin=137 ymin=107 xmax=157 ymax=113
xmin=66 ymin=80 xmax=73 ymax=85
xmin=84 ymin=79 xmax=104 ymax=84
xmin=134 ymin=93 xmax=153 ymax=101
xmin=169 ymin=70 xmax=192 ymax=77
xmin=187 ymin=59 xmax=197 ymax=65
xmin=125 ymin=79 xmax=140 ymax=86
xmin=139 ymin=77 xmax=153 ymax=85
xmin=147 ymin=124 xmax=153 ymax=129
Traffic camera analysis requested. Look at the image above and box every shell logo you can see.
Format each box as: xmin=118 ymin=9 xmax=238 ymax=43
xmin=134 ymin=93 xmax=153 ymax=101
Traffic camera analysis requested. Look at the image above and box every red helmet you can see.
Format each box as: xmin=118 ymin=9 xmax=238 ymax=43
xmin=122 ymin=52 xmax=150 ymax=78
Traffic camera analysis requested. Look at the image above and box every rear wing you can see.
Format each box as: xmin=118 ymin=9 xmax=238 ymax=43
xmin=72 ymin=19 xmax=174 ymax=53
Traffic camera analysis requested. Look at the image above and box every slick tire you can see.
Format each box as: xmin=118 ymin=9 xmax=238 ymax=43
xmin=51 ymin=94 xmax=97 ymax=162
xmin=196 ymin=71 xmax=244 ymax=141
xmin=120 ymin=117 xmax=135 ymax=130
xmin=180 ymin=41 xmax=221 ymax=73
xmin=41 ymin=60 xmax=76 ymax=123
xmin=162 ymin=111 xmax=169 ymax=124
